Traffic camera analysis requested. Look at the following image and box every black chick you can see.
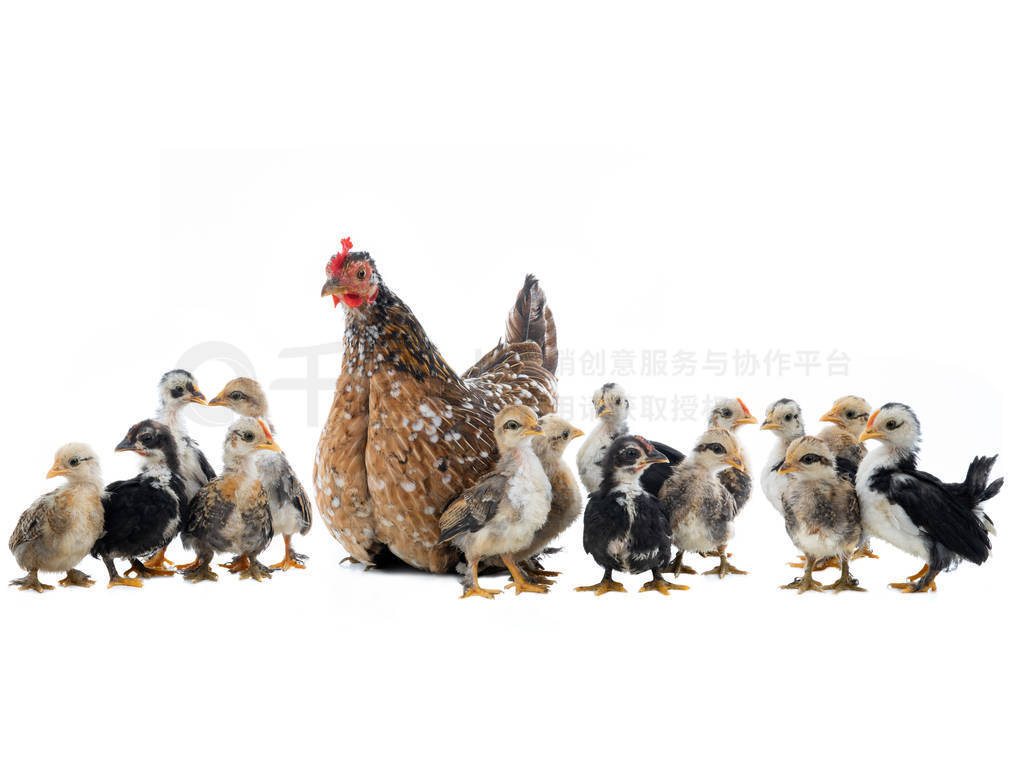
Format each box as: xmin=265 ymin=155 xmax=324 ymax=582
xmin=576 ymin=435 xmax=686 ymax=596
xmin=93 ymin=421 xmax=186 ymax=588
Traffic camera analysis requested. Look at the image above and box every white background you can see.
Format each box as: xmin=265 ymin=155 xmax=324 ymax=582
xmin=1 ymin=2 xmax=1021 ymax=766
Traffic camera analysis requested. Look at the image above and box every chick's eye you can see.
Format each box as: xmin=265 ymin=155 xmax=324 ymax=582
xmin=784 ymin=414 xmax=793 ymax=421
xmin=846 ymin=411 xmax=855 ymax=419
xmin=230 ymin=392 xmax=245 ymax=401
xmin=801 ymin=455 xmax=818 ymax=464
xmin=504 ymin=421 xmax=519 ymax=431
xmin=622 ymin=449 xmax=639 ymax=461
xmin=722 ymin=409 xmax=732 ymax=418
xmin=561 ymin=431 xmax=570 ymax=439
xmin=69 ymin=458 xmax=80 ymax=467
xmin=140 ymin=434 xmax=153 ymax=445
xmin=886 ymin=420 xmax=898 ymax=430
xmin=615 ymin=398 xmax=622 ymax=406
xmin=242 ymin=431 xmax=255 ymax=442
xmin=170 ymin=387 xmax=184 ymax=398
xmin=711 ymin=444 xmax=725 ymax=454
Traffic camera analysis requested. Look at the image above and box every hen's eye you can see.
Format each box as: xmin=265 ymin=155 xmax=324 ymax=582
xmin=504 ymin=421 xmax=520 ymax=431
xmin=886 ymin=420 xmax=898 ymax=430
xmin=69 ymin=458 xmax=80 ymax=467
xmin=356 ymin=267 xmax=367 ymax=280
xmin=242 ymin=431 xmax=255 ymax=442
xmin=170 ymin=387 xmax=184 ymax=398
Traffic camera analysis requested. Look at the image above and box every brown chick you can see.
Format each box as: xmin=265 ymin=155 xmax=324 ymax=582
xmin=9 ymin=444 xmax=104 ymax=592
xmin=438 ymin=406 xmax=551 ymax=599
xmin=504 ymin=414 xmax=584 ymax=587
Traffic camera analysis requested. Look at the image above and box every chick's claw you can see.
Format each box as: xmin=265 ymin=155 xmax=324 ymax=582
xmin=58 ymin=569 xmax=95 ymax=588
xmin=639 ymin=577 xmax=689 ymax=595
xmin=182 ymin=565 xmax=218 ymax=583
xmin=575 ymin=577 xmax=627 ymax=596
xmin=10 ymin=572 xmax=54 ymax=592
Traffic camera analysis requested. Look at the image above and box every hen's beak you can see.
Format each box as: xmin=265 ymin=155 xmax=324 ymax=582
xmin=257 ymin=438 xmax=283 ymax=453
xmin=760 ymin=420 xmax=781 ymax=431
xmin=735 ymin=414 xmax=758 ymax=426
xmin=46 ymin=462 xmax=68 ymax=479
xmin=778 ymin=463 xmax=797 ymax=474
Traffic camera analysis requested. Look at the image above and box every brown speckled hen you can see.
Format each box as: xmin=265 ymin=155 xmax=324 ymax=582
xmin=315 ymin=238 xmax=558 ymax=573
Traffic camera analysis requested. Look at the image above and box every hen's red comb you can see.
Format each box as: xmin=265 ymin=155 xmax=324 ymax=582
xmin=327 ymin=236 xmax=355 ymax=278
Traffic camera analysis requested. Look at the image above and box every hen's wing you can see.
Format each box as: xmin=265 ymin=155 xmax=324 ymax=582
xmin=438 ymin=471 xmax=508 ymax=543
xmin=367 ymin=341 xmax=556 ymax=573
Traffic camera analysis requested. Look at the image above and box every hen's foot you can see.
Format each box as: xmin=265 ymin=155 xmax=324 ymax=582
xmin=107 ymin=575 xmax=144 ymax=589
xmin=10 ymin=572 xmax=53 ymax=592
xmin=239 ymin=560 xmax=273 ymax=582
xmin=575 ymin=577 xmax=626 ymax=596
xmin=58 ymin=569 xmax=94 ymax=588
xmin=182 ymin=565 xmax=218 ymax=583
xmin=340 ymin=556 xmax=376 ymax=571
xmin=143 ymin=549 xmax=175 ymax=570
xmin=639 ymin=578 xmax=689 ymax=595
xmin=125 ymin=559 xmax=175 ymax=579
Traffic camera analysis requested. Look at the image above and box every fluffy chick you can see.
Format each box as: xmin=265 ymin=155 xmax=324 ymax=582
xmin=179 ymin=418 xmax=281 ymax=583
xmin=660 ymin=429 xmax=748 ymax=579
xmin=576 ymin=436 xmax=685 ymax=596
xmin=209 ymin=377 xmax=312 ymax=571
xmin=778 ymin=437 xmax=865 ymax=594
xmin=502 ymin=414 xmax=584 ymax=585
xmin=439 ymin=406 xmax=551 ymax=598
xmin=857 ymin=403 xmax=1002 ymax=593
xmin=760 ymin=398 xmax=806 ymax=515
xmin=93 ymin=421 xmax=186 ymax=588
xmin=9 ymin=444 xmax=104 ymax=592
xmin=707 ymin=397 xmax=757 ymax=509
xmin=576 ymin=383 xmax=630 ymax=494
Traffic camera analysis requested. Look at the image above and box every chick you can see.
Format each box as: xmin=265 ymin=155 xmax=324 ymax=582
xmin=576 ymin=436 xmax=685 ymax=596
xmin=818 ymin=394 xmax=878 ymax=562
xmin=93 ymin=421 xmax=186 ymax=588
xmin=857 ymin=403 xmax=1001 ymax=593
xmin=179 ymin=418 xmax=281 ymax=583
xmin=576 ymin=383 xmax=630 ymax=494
xmin=438 ymin=406 xmax=552 ymax=599
xmin=660 ymin=429 xmax=748 ymax=578
xmin=151 ymin=369 xmax=215 ymax=572
xmin=209 ymin=378 xmax=312 ymax=571
xmin=759 ymin=398 xmax=806 ymax=515
xmin=707 ymin=396 xmax=757 ymax=509
xmin=9 ymin=444 xmax=104 ymax=592
xmin=777 ymin=437 xmax=865 ymax=594
xmin=504 ymin=414 xmax=584 ymax=586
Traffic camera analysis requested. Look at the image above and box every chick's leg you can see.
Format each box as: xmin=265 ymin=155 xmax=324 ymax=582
xmin=181 ymin=552 xmax=218 ymax=584
xmin=58 ymin=569 xmax=95 ymax=588
xmin=103 ymin=556 xmax=143 ymax=589
xmin=239 ymin=555 xmax=273 ymax=582
xmin=125 ymin=557 xmax=175 ymax=578
xmin=669 ymin=551 xmax=697 ymax=576
xmin=703 ymin=545 xmax=747 ymax=578
xmin=460 ymin=560 xmax=502 ymax=599
xmin=502 ymin=555 xmax=548 ymax=595
xmin=10 ymin=569 xmax=53 ymax=592
xmin=575 ymin=568 xmax=627 ymax=596
xmin=788 ymin=554 xmax=839 ymax=571
xmin=269 ymin=535 xmax=309 ymax=571
xmin=781 ymin=556 xmax=823 ymax=594
xmin=888 ymin=563 xmax=930 ymax=592
xmin=892 ymin=563 xmax=938 ymax=594
xmin=639 ymin=569 xmax=689 ymax=595
xmin=824 ymin=558 xmax=866 ymax=593
xmin=142 ymin=547 xmax=175 ymax=570
xmin=853 ymin=543 xmax=881 ymax=560
xmin=218 ymin=554 xmax=250 ymax=573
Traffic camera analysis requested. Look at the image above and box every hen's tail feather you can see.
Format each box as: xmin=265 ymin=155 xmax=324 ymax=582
xmin=506 ymin=274 xmax=558 ymax=374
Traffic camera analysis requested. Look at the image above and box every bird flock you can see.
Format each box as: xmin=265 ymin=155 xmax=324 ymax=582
xmin=8 ymin=371 xmax=311 ymax=592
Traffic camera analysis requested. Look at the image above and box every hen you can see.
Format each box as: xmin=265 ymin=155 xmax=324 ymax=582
xmin=316 ymin=238 xmax=559 ymax=573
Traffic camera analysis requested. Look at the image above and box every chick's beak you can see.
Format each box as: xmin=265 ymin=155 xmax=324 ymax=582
xmin=727 ymin=458 xmax=747 ymax=472
xmin=524 ymin=423 xmax=544 ymax=436
xmin=859 ymin=428 xmax=884 ymax=442
xmin=820 ymin=411 xmax=843 ymax=425
xmin=114 ymin=436 xmax=135 ymax=453
xmin=570 ymin=428 xmax=585 ymax=440
xmin=760 ymin=420 xmax=781 ymax=431
xmin=735 ymin=414 xmax=758 ymax=426
xmin=641 ymin=449 xmax=669 ymax=467
xmin=208 ymin=389 xmax=229 ymax=408
xmin=778 ymin=463 xmax=797 ymax=474
xmin=46 ymin=463 xmax=68 ymax=479
xmin=594 ymin=402 xmax=609 ymax=417
xmin=258 ymin=439 xmax=283 ymax=453
xmin=186 ymin=392 xmax=208 ymax=406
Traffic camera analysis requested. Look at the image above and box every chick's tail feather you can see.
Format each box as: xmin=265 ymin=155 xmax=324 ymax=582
xmin=506 ymin=274 xmax=558 ymax=374
xmin=966 ymin=455 xmax=1003 ymax=534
